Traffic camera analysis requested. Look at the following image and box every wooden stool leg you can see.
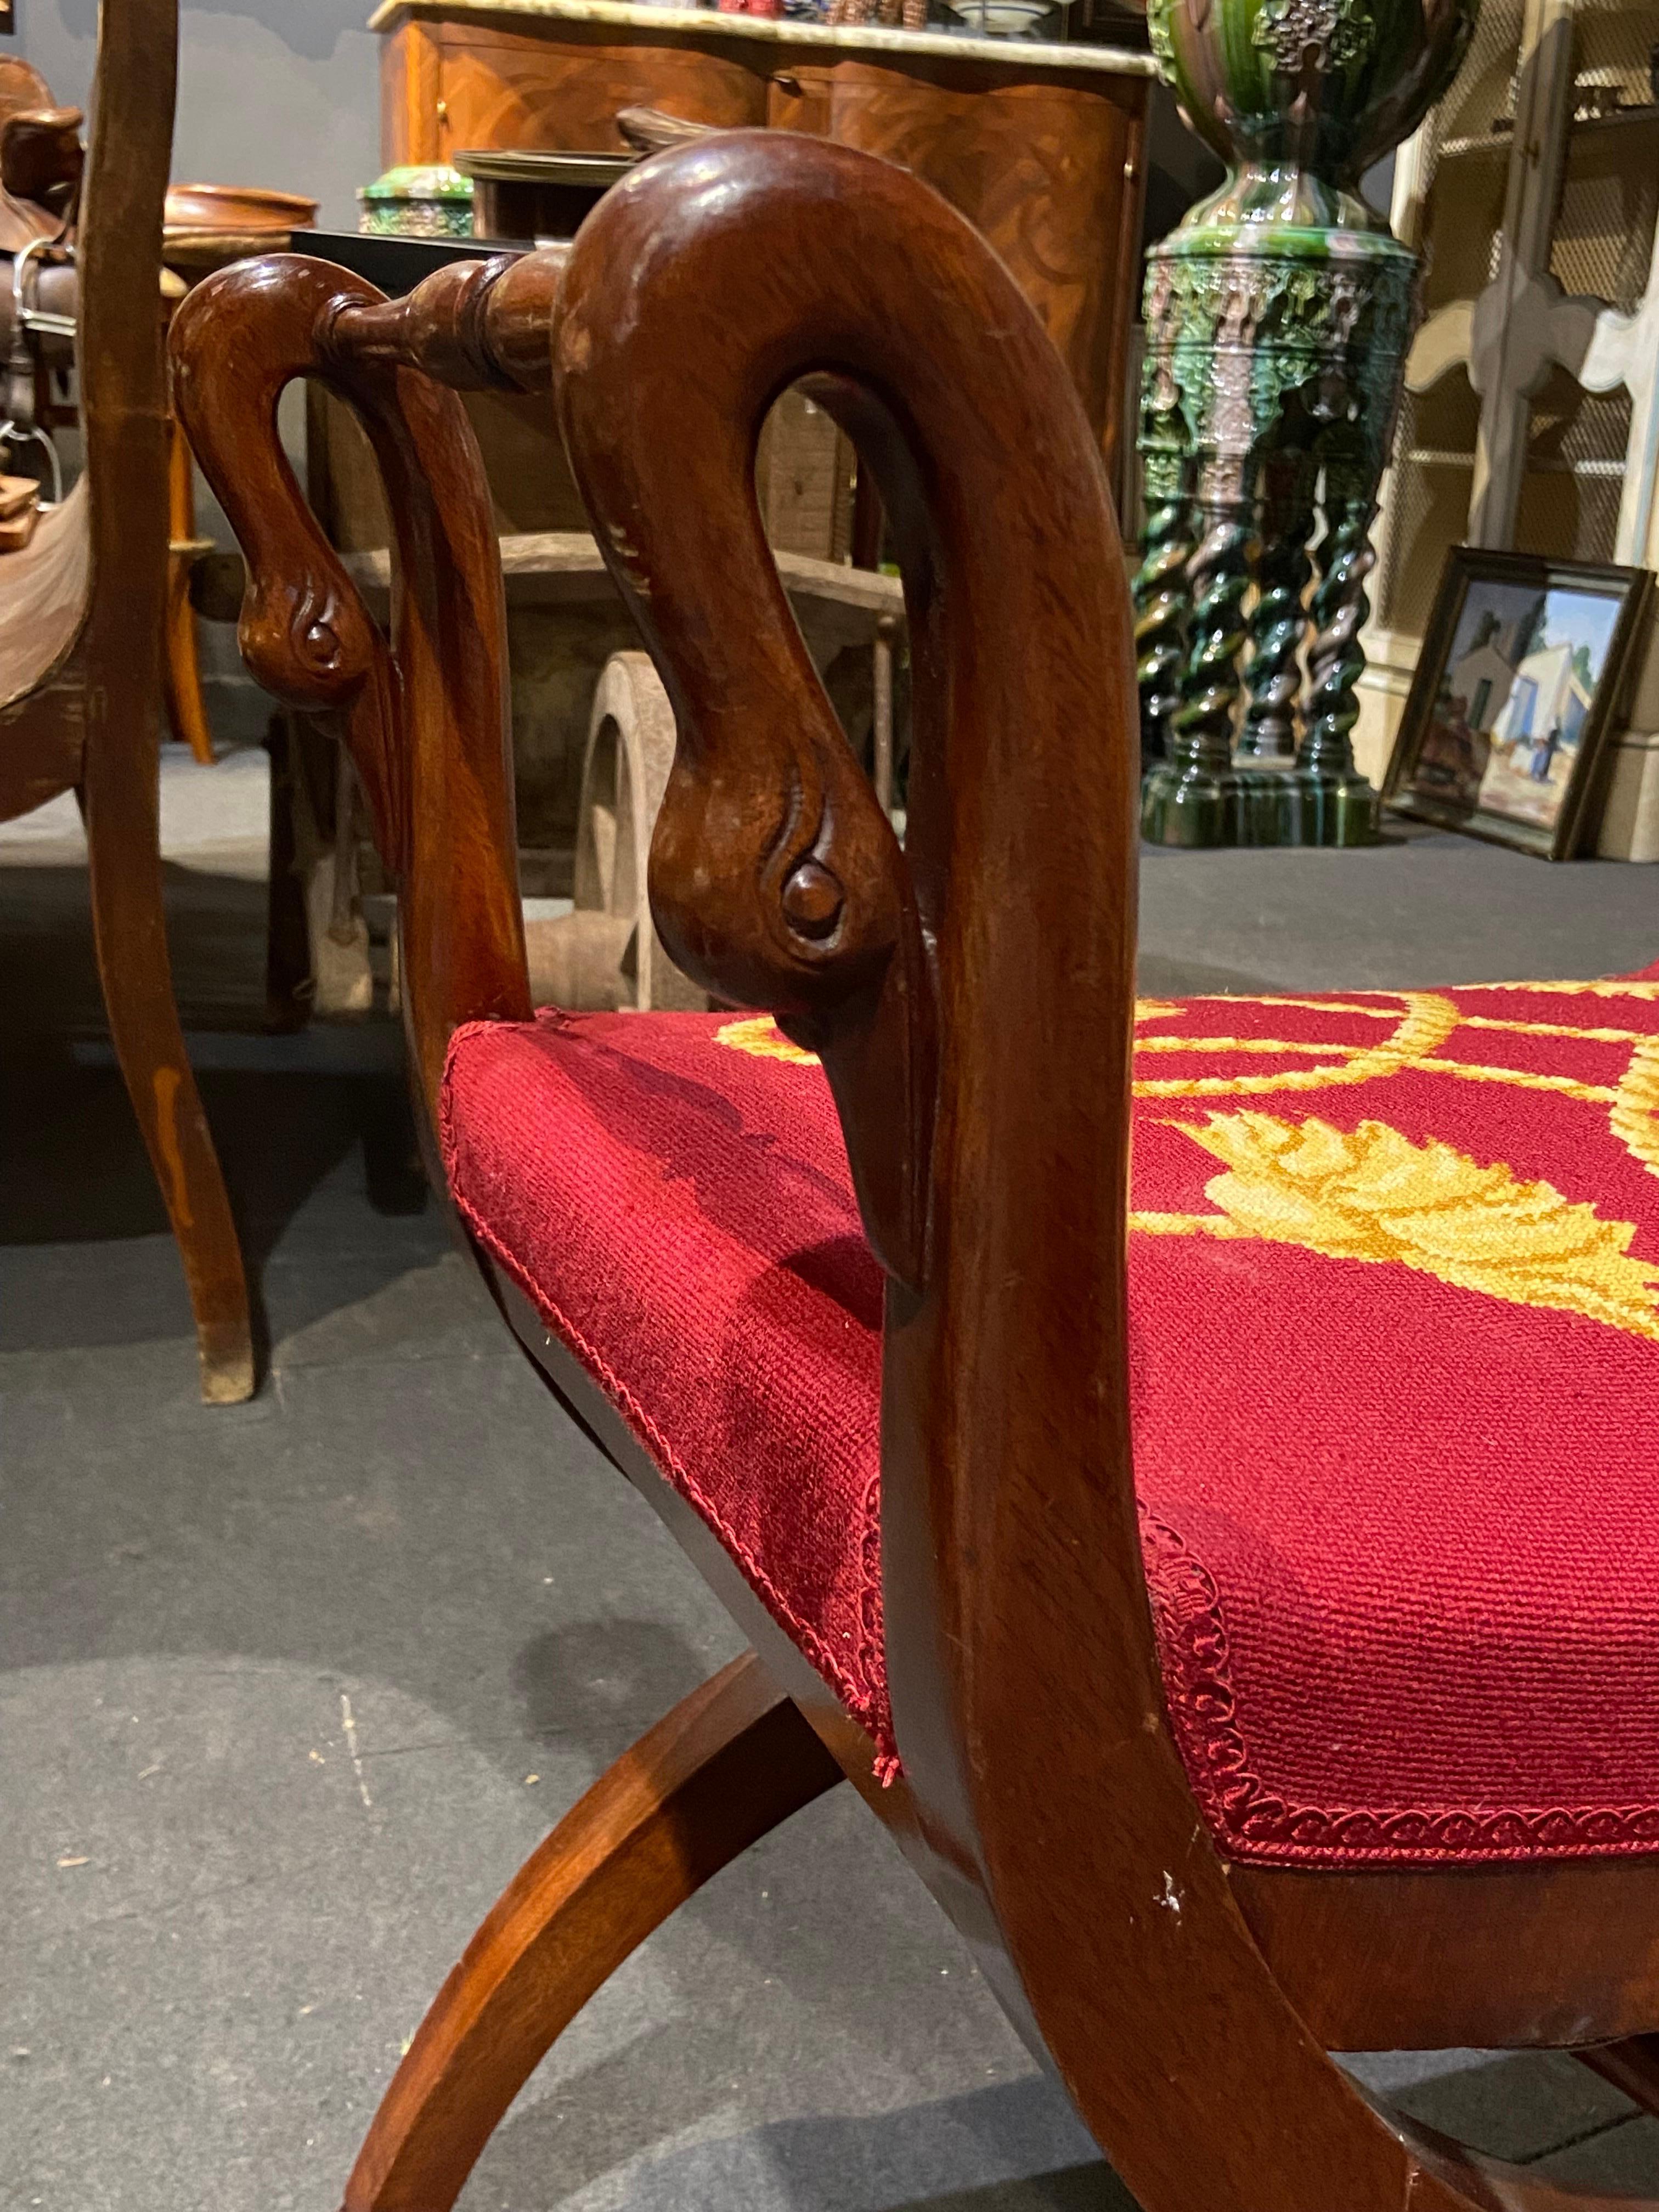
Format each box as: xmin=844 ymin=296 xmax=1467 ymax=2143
xmin=81 ymin=714 xmax=254 ymax=1403
xmin=163 ymin=414 xmax=216 ymax=766
xmin=343 ymin=1652 xmax=843 ymax=2212
xmin=1577 ymin=2035 xmax=1659 ymax=2109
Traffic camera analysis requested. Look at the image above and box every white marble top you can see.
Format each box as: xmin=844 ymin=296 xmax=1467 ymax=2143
xmin=368 ymin=0 xmax=1155 ymax=74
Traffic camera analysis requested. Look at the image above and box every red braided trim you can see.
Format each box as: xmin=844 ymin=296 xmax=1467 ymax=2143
xmin=1142 ymin=1511 xmax=1659 ymax=1867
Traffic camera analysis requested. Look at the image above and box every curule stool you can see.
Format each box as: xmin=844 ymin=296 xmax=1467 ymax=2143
xmin=177 ymin=131 xmax=1659 ymax=2212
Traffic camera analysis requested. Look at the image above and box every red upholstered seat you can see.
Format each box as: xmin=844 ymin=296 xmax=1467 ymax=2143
xmin=443 ymin=981 xmax=1659 ymax=1870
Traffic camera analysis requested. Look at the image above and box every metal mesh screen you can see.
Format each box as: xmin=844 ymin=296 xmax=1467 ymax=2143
xmin=1376 ymin=375 xmax=1480 ymax=635
xmin=1548 ymin=3 xmax=1659 ymax=312
xmin=1413 ymin=0 xmax=1525 ymax=310
xmin=1374 ymin=3 xmax=1522 ymax=635
xmin=1514 ymin=368 xmax=1633 ymax=563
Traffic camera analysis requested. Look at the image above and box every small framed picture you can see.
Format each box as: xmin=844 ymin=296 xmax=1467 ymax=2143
xmin=1383 ymin=548 xmax=1654 ymax=860
xmin=0 ymin=5 xmax=14 ymax=32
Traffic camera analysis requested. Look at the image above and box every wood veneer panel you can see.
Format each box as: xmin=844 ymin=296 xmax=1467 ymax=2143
xmin=381 ymin=18 xmax=445 ymax=167
xmin=436 ymin=21 xmax=769 ymax=154
xmin=765 ymin=52 xmax=1148 ymax=462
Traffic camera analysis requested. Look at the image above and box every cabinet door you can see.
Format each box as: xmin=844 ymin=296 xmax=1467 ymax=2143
xmin=778 ymin=57 xmax=1146 ymax=469
xmin=1516 ymin=1 xmax=1659 ymax=569
xmin=435 ymin=24 xmax=769 ymax=156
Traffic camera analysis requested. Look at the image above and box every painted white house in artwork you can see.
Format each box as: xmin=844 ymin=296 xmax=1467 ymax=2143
xmin=1490 ymin=644 xmax=1593 ymax=757
xmin=1448 ymin=640 xmax=1517 ymax=732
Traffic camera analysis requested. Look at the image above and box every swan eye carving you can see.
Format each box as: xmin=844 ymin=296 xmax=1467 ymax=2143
xmin=781 ymin=857 xmax=844 ymax=943
xmin=299 ymin=613 xmax=343 ymax=672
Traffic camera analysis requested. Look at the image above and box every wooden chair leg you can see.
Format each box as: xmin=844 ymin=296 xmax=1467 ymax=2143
xmin=342 ymin=1651 xmax=843 ymax=2212
xmin=1578 ymin=2035 xmax=1659 ymax=2111
xmin=163 ymin=414 xmax=216 ymax=766
xmin=81 ymin=716 xmax=254 ymax=1403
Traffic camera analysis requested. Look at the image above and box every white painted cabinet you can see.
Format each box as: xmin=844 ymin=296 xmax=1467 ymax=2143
xmin=1356 ymin=0 xmax=1659 ymax=855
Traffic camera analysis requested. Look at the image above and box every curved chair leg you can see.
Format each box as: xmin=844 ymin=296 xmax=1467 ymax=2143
xmin=81 ymin=718 xmax=254 ymax=1403
xmin=343 ymin=1651 xmax=843 ymax=2212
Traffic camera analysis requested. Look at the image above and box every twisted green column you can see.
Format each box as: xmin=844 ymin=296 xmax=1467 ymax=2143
xmin=1131 ymin=460 xmax=1194 ymax=766
xmin=1238 ymin=450 xmax=1315 ymax=843
xmin=1299 ymin=466 xmax=1382 ymax=845
xmin=1143 ymin=460 xmax=1254 ymax=845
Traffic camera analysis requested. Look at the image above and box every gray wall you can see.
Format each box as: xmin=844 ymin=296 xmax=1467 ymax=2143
xmin=13 ymin=0 xmax=381 ymax=230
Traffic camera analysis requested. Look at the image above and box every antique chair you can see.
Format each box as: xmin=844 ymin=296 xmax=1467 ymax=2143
xmin=0 ymin=0 xmax=251 ymax=1403
xmin=174 ymin=131 xmax=1659 ymax=2212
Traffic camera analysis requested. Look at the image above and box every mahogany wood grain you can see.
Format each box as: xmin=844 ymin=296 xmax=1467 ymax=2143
xmin=172 ymin=252 xmax=532 ymax=1121
xmin=1234 ymin=1861 xmax=1659 ymax=2052
xmin=327 ymin=246 xmax=565 ymax=394
xmin=381 ymin=12 xmax=444 ymax=173
xmin=393 ymin=18 xmax=769 ymax=167
xmin=545 ymin=140 xmax=1659 ymax=2212
xmin=342 ymin=1650 xmax=842 ymax=2212
xmin=770 ymin=57 xmax=1147 ymax=468
xmin=176 ymin=133 xmax=1659 ymax=2212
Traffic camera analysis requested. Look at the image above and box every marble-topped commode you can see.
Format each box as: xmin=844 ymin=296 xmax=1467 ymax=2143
xmin=369 ymin=0 xmax=1154 ymax=74
xmin=375 ymin=0 xmax=1153 ymax=471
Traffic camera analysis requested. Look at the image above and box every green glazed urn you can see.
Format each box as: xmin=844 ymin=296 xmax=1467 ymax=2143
xmin=1147 ymin=0 xmax=1479 ymax=229
xmin=1133 ymin=0 xmax=1480 ymax=850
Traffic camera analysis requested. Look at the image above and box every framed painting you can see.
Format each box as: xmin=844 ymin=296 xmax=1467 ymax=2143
xmin=1383 ymin=549 xmax=1654 ymax=860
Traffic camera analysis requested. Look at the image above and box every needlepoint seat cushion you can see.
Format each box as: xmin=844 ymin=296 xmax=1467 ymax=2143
xmin=441 ymin=981 xmax=1659 ymax=1871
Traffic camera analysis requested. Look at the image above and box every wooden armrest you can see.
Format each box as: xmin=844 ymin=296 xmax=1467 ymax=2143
xmin=173 ymin=132 xmax=1135 ymax=1299
xmin=170 ymin=249 xmax=534 ymax=1116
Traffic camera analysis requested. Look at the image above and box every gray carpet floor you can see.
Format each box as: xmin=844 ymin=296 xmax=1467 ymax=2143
xmin=3 ymin=748 xmax=1658 ymax=2210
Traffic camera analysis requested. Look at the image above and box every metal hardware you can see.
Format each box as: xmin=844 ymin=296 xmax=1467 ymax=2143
xmin=0 ymin=420 xmax=63 ymax=503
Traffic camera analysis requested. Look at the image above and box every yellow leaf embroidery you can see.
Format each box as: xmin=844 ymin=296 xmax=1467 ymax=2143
xmin=716 ymin=1014 xmax=819 ymax=1066
xmin=1148 ymin=1113 xmax=1659 ymax=1341
xmin=1460 ymin=978 xmax=1659 ymax=1001
xmin=720 ymin=1001 xmax=1187 ymax=1061
xmin=1611 ymin=1036 xmax=1659 ymax=1183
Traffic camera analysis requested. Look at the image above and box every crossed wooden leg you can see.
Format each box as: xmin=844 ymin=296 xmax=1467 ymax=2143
xmin=342 ymin=1651 xmax=844 ymax=2212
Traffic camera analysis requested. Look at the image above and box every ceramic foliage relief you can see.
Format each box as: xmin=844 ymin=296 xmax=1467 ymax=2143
xmin=1134 ymin=0 xmax=1479 ymax=847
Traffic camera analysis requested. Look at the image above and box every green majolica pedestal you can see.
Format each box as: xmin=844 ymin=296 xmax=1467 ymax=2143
xmin=1135 ymin=0 xmax=1478 ymax=848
